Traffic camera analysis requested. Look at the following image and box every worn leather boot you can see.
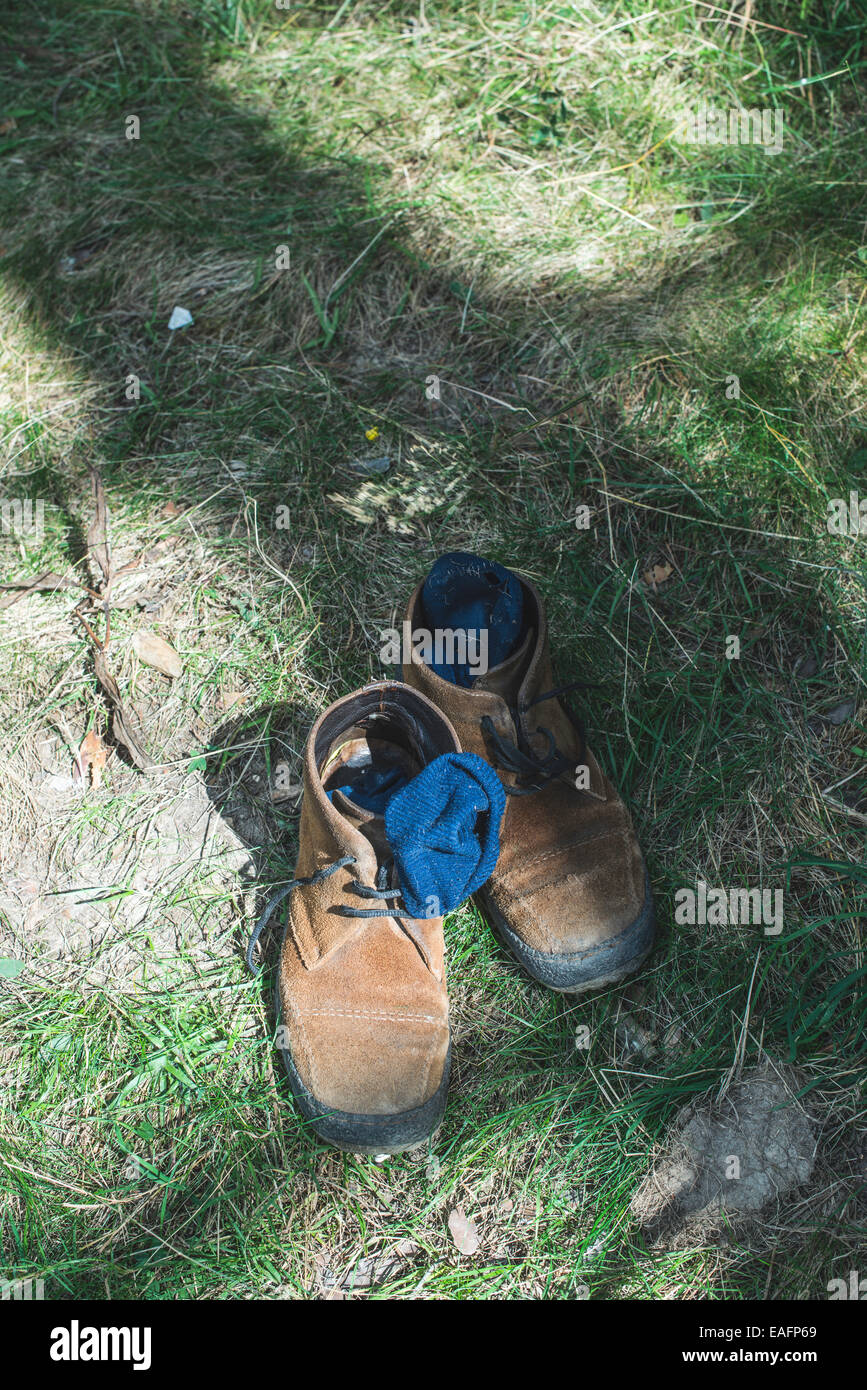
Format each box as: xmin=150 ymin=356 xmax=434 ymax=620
xmin=247 ymin=682 xmax=481 ymax=1154
xmin=401 ymin=561 xmax=654 ymax=993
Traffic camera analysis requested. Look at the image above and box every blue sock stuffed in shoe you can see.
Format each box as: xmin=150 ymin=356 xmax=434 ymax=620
xmin=420 ymin=552 xmax=523 ymax=686
xmin=384 ymin=751 xmax=505 ymax=916
xmin=328 ymin=750 xmax=505 ymax=916
xmin=327 ymin=761 xmax=408 ymax=814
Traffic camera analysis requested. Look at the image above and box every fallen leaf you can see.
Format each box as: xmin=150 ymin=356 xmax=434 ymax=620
xmin=642 ymin=561 xmax=673 ymax=589
xmin=59 ymin=238 xmax=110 ymax=274
xmin=0 ymin=959 xmax=26 ymax=979
xmin=330 ymin=1240 xmax=417 ymax=1292
xmin=92 ymin=648 xmax=152 ymax=770
xmin=87 ymin=468 xmax=111 ymax=585
xmin=615 ymin=1019 xmax=656 ymax=1060
xmin=133 ymin=630 xmax=183 ymax=679
xmin=219 ymin=690 xmax=247 ymax=712
xmin=0 ymin=117 xmax=18 ymax=135
xmin=448 ymin=1208 xmax=480 ymax=1256
xmin=826 ymin=700 xmax=855 ymax=726
xmin=162 ymin=500 xmax=182 ymax=517
xmin=793 ymin=652 xmax=819 ymax=679
xmin=19 ymin=45 xmax=65 ymax=65
xmin=0 ymin=570 xmax=81 ymax=610
xmin=75 ymin=729 xmax=109 ymax=788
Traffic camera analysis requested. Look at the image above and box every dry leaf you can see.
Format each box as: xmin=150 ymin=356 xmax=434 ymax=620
xmin=87 ymin=468 xmax=111 ymax=584
xmin=162 ymin=500 xmax=182 ymax=517
xmin=826 ymin=699 xmax=855 ymax=726
xmin=72 ymin=467 xmax=154 ymax=774
xmin=0 ymin=117 xmax=18 ymax=135
xmin=793 ymin=652 xmax=819 ymax=679
xmin=60 ymin=243 xmax=105 ymax=273
xmin=0 ymin=570 xmax=81 ymax=610
xmin=219 ymin=690 xmax=247 ymax=712
xmin=19 ymin=45 xmax=66 ymax=66
xmin=133 ymin=630 xmax=183 ymax=679
xmin=642 ymin=561 xmax=673 ymax=590
xmin=93 ymin=648 xmax=153 ymax=770
xmin=75 ymin=730 xmax=109 ymax=788
xmin=615 ymin=1019 xmax=657 ymax=1060
xmin=447 ymin=1208 xmax=480 ymax=1256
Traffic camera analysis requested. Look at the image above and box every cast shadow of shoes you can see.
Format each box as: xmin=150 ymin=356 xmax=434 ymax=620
xmin=203 ymin=698 xmax=317 ymax=973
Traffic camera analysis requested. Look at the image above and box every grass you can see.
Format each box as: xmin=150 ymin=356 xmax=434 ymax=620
xmin=0 ymin=0 xmax=866 ymax=1300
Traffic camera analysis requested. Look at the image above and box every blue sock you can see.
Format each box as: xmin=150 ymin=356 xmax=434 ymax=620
xmin=420 ymin=552 xmax=523 ymax=686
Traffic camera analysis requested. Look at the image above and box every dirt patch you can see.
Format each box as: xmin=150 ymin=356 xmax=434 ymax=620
xmin=631 ymin=1064 xmax=816 ymax=1245
xmin=0 ymin=762 xmax=255 ymax=988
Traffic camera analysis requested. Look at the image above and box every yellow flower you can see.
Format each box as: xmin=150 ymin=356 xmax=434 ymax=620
xmin=365 ymin=426 xmax=379 ymax=442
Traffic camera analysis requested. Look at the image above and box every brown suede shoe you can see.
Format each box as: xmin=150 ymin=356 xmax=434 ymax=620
xmin=248 ymin=682 xmax=461 ymax=1154
xmin=401 ymin=570 xmax=654 ymax=993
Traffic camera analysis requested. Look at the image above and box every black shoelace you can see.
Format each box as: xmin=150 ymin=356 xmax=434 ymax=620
xmin=245 ymin=854 xmax=413 ymax=973
xmin=481 ymin=679 xmax=592 ymax=797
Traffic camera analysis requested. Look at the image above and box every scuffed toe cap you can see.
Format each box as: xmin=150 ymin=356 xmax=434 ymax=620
xmin=284 ymin=1003 xmax=450 ymax=1116
xmin=480 ymin=857 xmax=654 ymax=993
xmin=491 ymin=824 xmax=647 ymax=954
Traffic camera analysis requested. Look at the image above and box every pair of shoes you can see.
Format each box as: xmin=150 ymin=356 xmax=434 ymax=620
xmin=246 ymin=553 xmax=654 ymax=1154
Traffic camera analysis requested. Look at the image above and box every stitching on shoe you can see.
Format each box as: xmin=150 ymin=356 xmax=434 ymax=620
xmin=496 ymin=827 xmax=626 ymax=884
xmin=495 ymin=828 xmax=639 ymax=923
xmin=290 ymin=1008 xmax=446 ymax=1118
xmin=306 ymin=1008 xmax=442 ymax=1024
xmin=513 ymin=871 xmax=633 ymax=907
xmin=510 ymin=829 xmax=633 ymax=900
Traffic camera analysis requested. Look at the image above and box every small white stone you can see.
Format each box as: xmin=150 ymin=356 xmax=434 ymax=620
xmin=167 ymin=305 xmax=194 ymax=330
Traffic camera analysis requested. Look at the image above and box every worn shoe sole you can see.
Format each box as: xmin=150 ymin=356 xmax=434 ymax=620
xmin=273 ymin=944 xmax=450 ymax=1155
xmin=476 ymin=869 xmax=655 ymax=994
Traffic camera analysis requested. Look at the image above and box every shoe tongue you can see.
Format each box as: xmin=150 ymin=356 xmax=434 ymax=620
xmin=471 ymin=628 xmax=534 ymax=701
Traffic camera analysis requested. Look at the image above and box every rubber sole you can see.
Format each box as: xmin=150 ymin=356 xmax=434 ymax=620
xmin=272 ymin=936 xmax=450 ymax=1154
xmin=476 ymin=868 xmax=655 ymax=994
